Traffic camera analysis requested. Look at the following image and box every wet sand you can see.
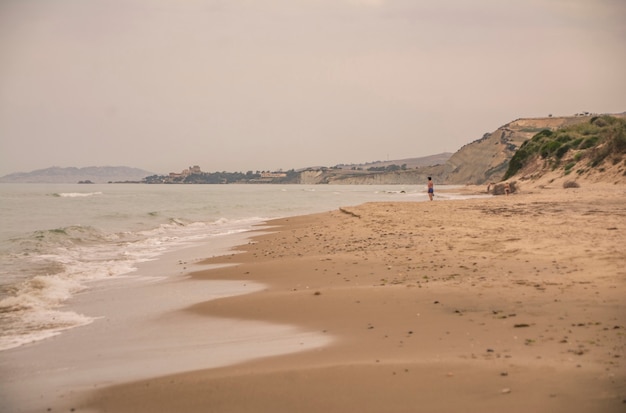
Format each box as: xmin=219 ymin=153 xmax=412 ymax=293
xmin=0 ymin=234 xmax=330 ymax=413
xmin=82 ymin=184 xmax=626 ymax=412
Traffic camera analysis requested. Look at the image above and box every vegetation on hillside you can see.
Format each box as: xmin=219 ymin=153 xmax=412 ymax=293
xmin=144 ymin=169 xmax=301 ymax=184
xmin=365 ymin=164 xmax=408 ymax=172
xmin=503 ymin=115 xmax=626 ymax=180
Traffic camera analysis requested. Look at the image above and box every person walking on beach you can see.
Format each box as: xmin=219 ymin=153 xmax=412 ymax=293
xmin=427 ymin=177 xmax=434 ymax=201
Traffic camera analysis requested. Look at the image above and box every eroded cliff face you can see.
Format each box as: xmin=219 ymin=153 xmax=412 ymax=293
xmin=326 ymin=172 xmax=418 ymax=185
xmin=299 ymin=170 xmax=325 ymax=185
xmin=325 ymin=167 xmax=446 ymax=185
xmin=298 ymin=165 xmax=448 ymax=185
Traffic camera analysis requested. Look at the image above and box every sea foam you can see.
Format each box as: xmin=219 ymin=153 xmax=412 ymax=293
xmin=52 ymin=192 xmax=103 ymax=198
xmin=0 ymin=216 xmax=264 ymax=351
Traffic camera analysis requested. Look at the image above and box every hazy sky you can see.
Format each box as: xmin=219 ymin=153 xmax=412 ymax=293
xmin=1 ymin=0 xmax=625 ymax=176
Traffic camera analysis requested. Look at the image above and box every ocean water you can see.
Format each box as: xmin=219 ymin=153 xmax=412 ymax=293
xmin=0 ymin=182 xmax=453 ymax=351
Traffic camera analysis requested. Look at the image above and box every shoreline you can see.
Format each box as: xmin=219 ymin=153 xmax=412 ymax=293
xmin=81 ymin=185 xmax=626 ymax=412
xmin=0 ymin=230 xmax=331 ymax=413
xmin=1 ymin=184 xmax=446 ymax=412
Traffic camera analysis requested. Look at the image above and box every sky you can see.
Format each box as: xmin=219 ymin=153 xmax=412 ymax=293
xmin=1 ymin=0 xmax=625 ymax=176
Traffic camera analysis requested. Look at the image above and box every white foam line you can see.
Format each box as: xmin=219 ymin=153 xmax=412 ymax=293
xmin=0 ymin=230 xmax=332 ymax=412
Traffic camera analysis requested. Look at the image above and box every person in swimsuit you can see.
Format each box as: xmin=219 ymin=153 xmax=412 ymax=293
xmin=427 ymin=177 xmax=434 ymax=201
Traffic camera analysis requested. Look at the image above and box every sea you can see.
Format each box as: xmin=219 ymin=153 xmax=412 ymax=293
xmin=0 ymin=182 xmax=473 ymax=352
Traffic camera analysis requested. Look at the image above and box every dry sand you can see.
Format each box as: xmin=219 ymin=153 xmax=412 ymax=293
xmin=83 ymin=184 xmax=626 ymax=413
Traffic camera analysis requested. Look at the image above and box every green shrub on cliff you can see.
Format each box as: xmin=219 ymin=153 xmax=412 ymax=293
xmin=504 ymin=115 xmax=626 ymax=179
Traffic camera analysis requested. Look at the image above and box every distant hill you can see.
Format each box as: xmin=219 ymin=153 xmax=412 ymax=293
xmin=298 ymin=153 xmax=451 ymax=185
xmin=0 ymin=166 xmax=155 ymax=184
xmin=334 ymin=153 xmax=453 ymax=170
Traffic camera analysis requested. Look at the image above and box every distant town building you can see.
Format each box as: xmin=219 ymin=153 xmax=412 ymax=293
xmin=260 ymin=172 xmax=287 ymax=178
xmin=166 ymin=165 xmax=203 ymax=182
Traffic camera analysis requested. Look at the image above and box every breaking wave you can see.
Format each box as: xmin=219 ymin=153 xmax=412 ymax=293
xmin=51 ymin=192 xmax=103 ymax=198
xmin=0 ymin=216 xmax=262 ymax=351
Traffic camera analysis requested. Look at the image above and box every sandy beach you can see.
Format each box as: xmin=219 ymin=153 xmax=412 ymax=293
xmin=74 ymin=184 xmax=625 ymax=412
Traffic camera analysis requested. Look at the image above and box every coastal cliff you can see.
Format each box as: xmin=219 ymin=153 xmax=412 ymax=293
xmin=302 ymin=165 xmax=449 ymax=185
xmin=442 ymin=115 xmax=601 ymax=185
xmin=309 ymin=113 xmax=625 ymax=185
